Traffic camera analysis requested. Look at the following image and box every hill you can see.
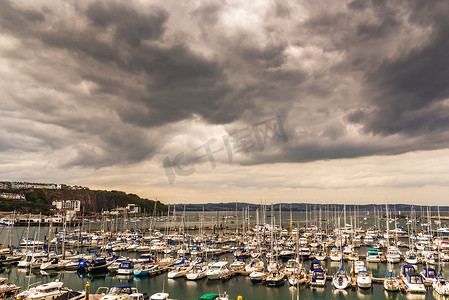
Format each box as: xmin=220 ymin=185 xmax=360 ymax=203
xmin=0 ymin=188 xmax=166 ymax=214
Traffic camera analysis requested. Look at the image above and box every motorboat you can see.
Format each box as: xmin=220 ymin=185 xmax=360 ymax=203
xmin=133 ymin=263 xmax=158 ymax=276
xmin=309 ymin=260 xmax=323 ymax=273
xmin=310 ymin=268 xmax=326 ymax=287
xmin=265 ymin=271 xmax=285 ymax=287
xmin=229 ymin=259 xmax=245 ymax=271
xmin=99 ymin=285 xmax=137 ymax=300
xmin=366 ymin=248 xmax=381 ymax=263
xmin=356 ymin=270 xmax=372 ymax=290
xmin=198 ymin=293 xmax=229 ymax=300
xmin=186 ymin=265 xmax=208 ymax=280
xmin=128 ymin=293 xmax=149 ymax=300
xmin=205 ymin=261 xmax=230 ymax=280
xmin=149 ymin=292 xmax=175 ymax=300
xmin=386 ymin=246 xmax=401 ymax=263
xmin=403 ymin=272 xmax=426 ymax=293
xmin=249 ymin=270 xmax=266 ymax=283
xmin=167 ymin=266 xmax=188 ymax=279
xmin=0 ymin=281 xmax=20 ymax=297
xmin=351 ymin=260 xmax=366 ymax=275
xmin=78 ymin=257 xmax=111 ymax=273
xmin=117 ymin=261 xmax=134 ymax=275
xmin=108 ymin=258 xmax=128 ymax=273
xmin=401 ymin=264 xmax=416 ymax=281
xmin=17 ymin=280 xmax=68 ymax=300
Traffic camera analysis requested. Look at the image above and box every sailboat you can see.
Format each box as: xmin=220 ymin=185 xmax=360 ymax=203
xmin=332 ymin=217 xmax=351 ymax=290
xmin=383 ymin=264 xmax=399 ymax=292
xmin=265 ymin=214 xmax=285 ymax=287
xmin=287 ymin=228 xmax=306 ymax=286
xmin=432 ymin=213 xmax=449 ymax=296
xmin=385 ymin=204 xmax=401 ymax=263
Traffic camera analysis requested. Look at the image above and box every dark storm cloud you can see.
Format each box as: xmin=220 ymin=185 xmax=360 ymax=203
xmin=85 ymin=1 xmax=168 ymax=46
xmin=1 ymin=0 xmax=449 ymax=171
xmin=0 ymin=0 xmax=253 ymax=167
xmin=358 ymin=5 xmax=449 ymax=136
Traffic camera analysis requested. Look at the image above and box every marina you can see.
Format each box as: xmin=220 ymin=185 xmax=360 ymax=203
xmin=0 ymin=207 xmax=448 ymax=299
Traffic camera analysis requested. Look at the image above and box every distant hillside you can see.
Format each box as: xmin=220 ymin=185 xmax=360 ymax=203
xmin=171 ymin=202 xmax=449 ymax=213
xmin=0 ymin=188 xmax=166 ymax=214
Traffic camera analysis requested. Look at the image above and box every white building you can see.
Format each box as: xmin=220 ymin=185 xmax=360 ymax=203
xmin=127 ymin=204 xmax=140 ymax=214
xmin=52 ymin=200 xmax=81 ymax=212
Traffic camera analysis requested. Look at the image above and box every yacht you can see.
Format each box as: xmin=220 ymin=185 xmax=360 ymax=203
xmin=403 ymin=272 xmax=426 ymax=293
xmin=117 ymin=261 xmax=135 ymax=275
xmin=299 ymin=247 xmax=311 ymax=260
xmin=356 ymin=270 xmax=372 ymax=289
xmin=99 ymin=285 xmax=137 ymax=300
xmin=314 ymin=250 xmax=327 ymax=261
xmin=404 ymin=250 xmax=418 ymax=264
xmin=149 ymin=292 xmax=177 ymax=300
xmin=366 ymin=248 xmax=381 ymax=263
xmin=287 ymin=270 xmax=306 ymax=286
xmin=167 ymin=266 xmax=188 ymax=279
xmin=265 ymin=271 xmax=286 ymax=287
xmin=310 ymin=268 xmax=326 ymax=287
xmin=133 ymin=263 xmax=158 ymax=276
xmin=229 ymin=259 xmax=245 ymax=271
xmin=249 ymin=270 xmax=267 ymax=283
xmin=17 ymin=280 xmax=68 ymax=300
xmin=206 ymin=261 xmax=230 ymax=280
xmin=351 ymin=260 xmax=366 ymax=275
xmin=386 ymin=246 xmax=401 ymax=263
xmin=186 ymin=265 xmax=208 ymax=280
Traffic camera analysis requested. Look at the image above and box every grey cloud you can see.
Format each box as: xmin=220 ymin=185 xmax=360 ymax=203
xmin=85 ymin=1 xmax=168 ymax=46
xmin=355 ymin=2 xmax=449 ymax=136
xmin=1 ymin=0 xmax=449 ymax=172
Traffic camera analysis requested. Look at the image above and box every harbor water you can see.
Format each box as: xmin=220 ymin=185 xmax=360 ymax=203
xmin=0 ymin=209 xmax=448 ymax=300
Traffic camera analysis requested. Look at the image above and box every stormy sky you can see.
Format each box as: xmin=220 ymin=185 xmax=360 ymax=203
xmin=1 ymin=0 xmax=449 ymax=205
